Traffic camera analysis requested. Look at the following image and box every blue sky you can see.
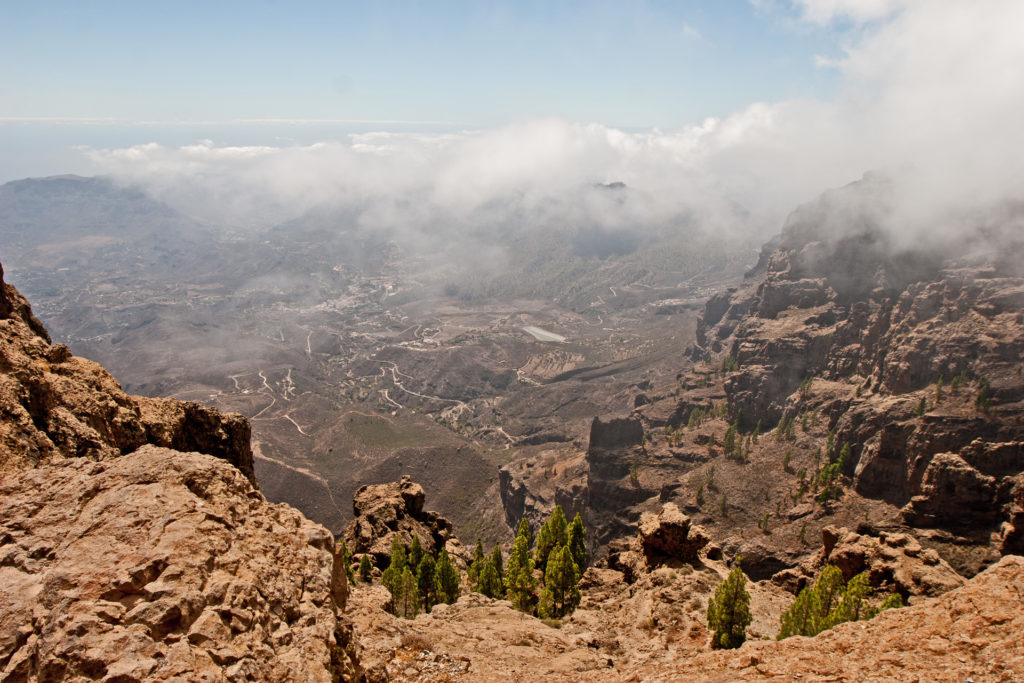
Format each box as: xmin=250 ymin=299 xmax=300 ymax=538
xmin=1 ymin=1 xmax=840 ymax=127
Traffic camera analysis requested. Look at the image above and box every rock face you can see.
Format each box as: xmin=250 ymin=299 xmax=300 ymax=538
xmin=682 ymin=176 xmax=1024 ymax=567
xmin=604 ymin=503 xmax=711 ymax=583
xmin=0 ymin=446 xmax=361 ymax=682
xmin=343 ymin=476 xmax=461 ymax=567
xmin=0 ymin=264 xmax=362 ymax=681
xmin=0 ymin=262 xmax=254 ymax=481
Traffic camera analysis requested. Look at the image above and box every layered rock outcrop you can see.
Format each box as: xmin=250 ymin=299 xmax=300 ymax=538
xmin=681 ymin=177 xmax=1024 ymax=565
xmin=772 ymin=525 xmax=965 ymax=600
xmin=604 ymin=503 xmax=711 ymax=582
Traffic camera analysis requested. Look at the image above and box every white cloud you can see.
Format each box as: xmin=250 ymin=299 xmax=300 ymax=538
xmin=83 ymin=1 xmax=1024 ymax=251
xmin=794 ymin=0 xmax=906 ymax=25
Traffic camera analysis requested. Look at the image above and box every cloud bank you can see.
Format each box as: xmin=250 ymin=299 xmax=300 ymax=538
xmin=83 ymin=1 xmax=1024 ymax=249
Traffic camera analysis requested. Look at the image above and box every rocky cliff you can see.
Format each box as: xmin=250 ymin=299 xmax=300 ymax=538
xmin=0 ymin=263 xmax=362 ymax=681
xmin=497 ymin=176 xmax=1024 ymax=585
xmin=0 ymin=263 xmax=254 ymax=480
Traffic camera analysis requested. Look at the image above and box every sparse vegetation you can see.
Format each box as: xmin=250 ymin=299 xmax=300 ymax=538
xmin=721 ymin=355 xmax=738 ymax=373
xmin=798 ymin=376 xmax=813 ymax=400
xmin=383 ymin=536 xmax=460 ymax=617
xmin=778 ymin=565 xmax=902 ymax=639
xmin=775 ymin=413 xmax=795 ymax=441
xmin=975 ymin=376 xmax=993 ymax=413
xmin=359 ymin=554 xmax=373 ymax=583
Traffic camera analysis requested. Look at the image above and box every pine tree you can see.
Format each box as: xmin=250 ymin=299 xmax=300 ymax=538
xmin=417 ymin=554 xmax=437 ymax=612
xmin=825 ymin=572 xmax=870 ymax=627
xmin=409 ymin=535 xmax=424 ymax=573
xmin=478 ymin=557 xmax=503 ymax=599
xmin=567 ymin=513 xmax=587 ymax=575
xmin=515 ymin=516 xmax=533 ymax=547
xmin=434 ymin=549 xmax=460 ymax=604
xmin=468 ymin=537 xmax=485 ymax=590
xmin=778 ymin=565 xmax=902 ymax=639
xmin=381 ymin=537 xmax=408 ymax=603
xmin=490 ymin=545 xmax=504 ymax=585
xmin=358 ymin=554 xmax=373 ymax=583
xmin=505 ymin=523 xmax=537 ymax=614
xmin=338 ymin=539 xmax=356 ymax=584
xmin=538 ymin=545 xmax=581 ymax=619
xmin=535 ymin=505 xmax=568 ymax=573
xmin=394 ymin=566 xmax=419 ymax=618
xmin=778 ymin=583 xmax=819 ymax=638
xmin=706 ymin=561 xmax=751 ymax=649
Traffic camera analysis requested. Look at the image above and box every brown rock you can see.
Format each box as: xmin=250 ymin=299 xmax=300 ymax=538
xmin=0 ymin=446 xmax=362 ymax=681
xmin=634 ymin=503 xmax=710 ymax=568
xmin=630 ymin=555 xmax=1024 ymax=681
xmin=344 ymin=475 xmax=457 ymax=567
xmin=819 ymin=526 xmax=965 ymax=598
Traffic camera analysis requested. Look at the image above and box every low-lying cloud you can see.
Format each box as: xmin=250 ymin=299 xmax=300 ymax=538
xmin=83 ymin=1 xmax=1024 ymax=251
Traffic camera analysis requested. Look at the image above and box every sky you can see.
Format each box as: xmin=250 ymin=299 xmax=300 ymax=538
xmin=0 ymin=0 xmax=845 ymax=180
xmin=1 ymin=0 xmax=1022 ymax=245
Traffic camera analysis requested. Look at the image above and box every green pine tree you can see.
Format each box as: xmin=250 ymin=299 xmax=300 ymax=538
xmin=778 ymin=565 xmax=902 ymax=639
xmin=706 ymin=560 xmax=751 ymax=649
xmin=338 ymin=539 xmax=356 ymax=584
xmin=358 ymin=554 xmax=373 ymax=583
xmin=417 ymin=554 xmax=437 ymax=612
xmin=394 ymin=566 xmax=419 ymax=619
xmin=490 ymin=545 xmax=504 ymax=585
xmin=535 ymin=505 xmax=568 ymax=573
xmin=409 ymin=535 xmax=424 ymax=573
xmin=434 ymin=549 xmax=460 ymax=605
xmin=381 ymin=537 xmax=409 ymax=603
xmin=778 ymin=583 xmax=819 ymax=638
xmin=478 ymin=557 xmax=503 ymax=599
xmin=567 ymin=513 xmax=587 ymax=575
xmin=468 ymin=538 xmax=485 ymax=590
xmin=538 ymin=545 xmax=581 ymax=619
xmin=505 ymin=523 xmax=537 ymax=614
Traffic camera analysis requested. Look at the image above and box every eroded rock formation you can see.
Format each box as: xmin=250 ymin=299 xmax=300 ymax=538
xmin=343 ymin=476 xmax=465 ymax=567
